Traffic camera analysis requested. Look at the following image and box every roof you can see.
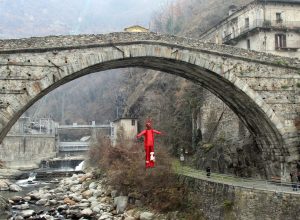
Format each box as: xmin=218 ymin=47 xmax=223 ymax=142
xmin=124 ymin=25 xmax=149 ymax=32
xmin=200 ymin=0 xmax=300 ymax=38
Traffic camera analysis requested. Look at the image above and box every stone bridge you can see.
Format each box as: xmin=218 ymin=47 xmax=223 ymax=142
xmin=0 ymin=32 xmax=299 ymax=177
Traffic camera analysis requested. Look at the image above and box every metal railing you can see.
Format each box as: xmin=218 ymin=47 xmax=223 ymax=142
xmin=174 ymin=163 xmax=300 ymax=194
xmin=59 ymin=142 xmax=90 ymax=152
xmin=223 ymin=19 xmax=300 ymax=43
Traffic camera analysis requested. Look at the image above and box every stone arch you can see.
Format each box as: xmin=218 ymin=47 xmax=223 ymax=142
xmin=0 ymin=33 xmax=299 ymax=176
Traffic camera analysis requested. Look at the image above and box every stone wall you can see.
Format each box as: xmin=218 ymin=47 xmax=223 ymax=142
xmin=0 ymin=135 xmax=56 ymax=169
xmin=181 ymin=175 xmax=300 ymax=220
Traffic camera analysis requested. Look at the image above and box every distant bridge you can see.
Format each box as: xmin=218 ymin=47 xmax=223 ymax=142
xmin=57 ymin=123 xmax=113 ymax=130
xmin=59 ymin=141 xmax=89 ymax=152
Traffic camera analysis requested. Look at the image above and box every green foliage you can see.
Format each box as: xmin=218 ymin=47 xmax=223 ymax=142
xmin=296 ymin=82 xmax=300 ymax=88
xmin=281 ymin=85 xmax=289 ymax=89
xmin=275 ymin=60 xmax=288 ymax=66
xmin=223 ymin=199 xmax=234 ymax=210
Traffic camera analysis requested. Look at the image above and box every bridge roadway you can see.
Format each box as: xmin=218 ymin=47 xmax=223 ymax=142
xmin=175 ymin=163 xmax=299 ymax=194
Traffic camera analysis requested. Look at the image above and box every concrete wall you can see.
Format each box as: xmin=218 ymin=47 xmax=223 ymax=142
xmin=0 ymin=135 xmax=56 ymax=169
xmin=180 ymin=175 xmax=300 ymax=220
xmin=113 ymin=118 xmax=138 ymax=144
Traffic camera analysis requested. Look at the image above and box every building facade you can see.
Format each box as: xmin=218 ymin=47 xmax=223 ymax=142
xmin=113 ymin=118 xmax=138 ymax=145
xmin=200 ymin=0 xmax=300 ymax=57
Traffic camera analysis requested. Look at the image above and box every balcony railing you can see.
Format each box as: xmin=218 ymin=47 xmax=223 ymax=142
xmin=223 ymin=19 xmax=300 ymax=43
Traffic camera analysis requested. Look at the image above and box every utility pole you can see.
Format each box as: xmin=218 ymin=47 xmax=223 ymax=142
xmin=61 ymin=92 xmax=65 ymax=123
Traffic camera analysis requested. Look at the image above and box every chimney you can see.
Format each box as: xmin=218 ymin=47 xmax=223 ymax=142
xmin=229 ymin=5 xmax=238 ymax=16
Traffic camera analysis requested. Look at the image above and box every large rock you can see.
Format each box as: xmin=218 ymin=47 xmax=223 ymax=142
xmin=98 ymin=212 xmax=113 ymax=220
xmin=82 ymin=190 xmax=93 ymax=199
xmin=89 ymin=182 xmax=97 ymax=189
xmin=0 ymin=179 xmax=10 ymax=190
xmin=11 ymin=196 xmax=23 ymax=202
xmin=140 ymin=211 xmax=154 ymax=220
xmin=13 ymin=203 xmax=29 ymax=210
xmin=20 ymin=210 xmax=35 ymax=218
xmin=9 ymin=184 xmax=22 ymax=192
xmin=70 ymin=184 xmax=81 ymax=193
xmin=114 ymin=196 xmax=128 ymax=214
xmin=64 ymin=197 xmax=76 ymax=205
xmin=36 ymin=199 xmax=48 ymax=206
xmin=81 ymin=208 xmax=93 ymax=216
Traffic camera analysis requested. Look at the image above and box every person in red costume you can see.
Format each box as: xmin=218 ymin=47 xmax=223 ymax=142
xmin=136 ymin=120 xmax=162 ymax=168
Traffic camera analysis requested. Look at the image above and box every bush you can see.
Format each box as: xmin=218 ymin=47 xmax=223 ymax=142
xmin=88 ymin=135 xmax=186 ymax=212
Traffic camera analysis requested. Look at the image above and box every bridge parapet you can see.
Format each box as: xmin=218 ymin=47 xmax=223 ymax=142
xmin=0 ymin=32 xmax=298 ymax=177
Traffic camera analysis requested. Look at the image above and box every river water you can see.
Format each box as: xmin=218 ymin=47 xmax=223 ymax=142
xmin=0 ymin=161 xmax=85 ymax=219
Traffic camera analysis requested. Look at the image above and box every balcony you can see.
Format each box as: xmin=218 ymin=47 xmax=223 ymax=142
xmin=223 ymin=19 xmax=300 ymax=43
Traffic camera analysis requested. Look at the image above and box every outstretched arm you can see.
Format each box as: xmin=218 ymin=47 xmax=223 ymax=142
xmin=136 ymin=130 xmax=146 ymax=138
xmin=153 ymin=130 xmax=162 ymax=135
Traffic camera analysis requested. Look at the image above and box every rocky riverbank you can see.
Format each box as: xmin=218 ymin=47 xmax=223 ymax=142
xmin=6 ymin=172 xmax=174 ymax=220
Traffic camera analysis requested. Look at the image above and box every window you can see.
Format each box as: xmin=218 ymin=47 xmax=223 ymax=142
xmin=276 ymin=13 xmax=282 ymax=23
xmin=131 ymin=119 xmax=135 ymax=126
xmin=275 ymin=34 xmax=286 ymax=49
xmin=247 ymin=39 xmax=251 ymax=50
xmin=245 ymin=18 xmax=249 ymax=28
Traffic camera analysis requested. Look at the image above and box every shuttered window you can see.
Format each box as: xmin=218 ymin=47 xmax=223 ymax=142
xmin=275 ymin=34 xmax=286 ymax=49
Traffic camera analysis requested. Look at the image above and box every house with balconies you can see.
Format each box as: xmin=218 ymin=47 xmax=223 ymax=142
xmin=200 ymin=0 xmax=300 ymax=58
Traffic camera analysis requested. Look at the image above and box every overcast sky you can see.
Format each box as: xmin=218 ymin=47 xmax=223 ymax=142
xmin=0 ymin=0 xmax=172 ymax=38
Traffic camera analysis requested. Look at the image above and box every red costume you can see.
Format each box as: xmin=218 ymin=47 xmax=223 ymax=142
xmin=136 ymin=121 xmax=162 ymax=168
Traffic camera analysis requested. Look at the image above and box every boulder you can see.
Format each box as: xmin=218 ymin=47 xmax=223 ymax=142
xmin=110 ymin=190 xmax=118 ymax=198
xmin=98 ymin=212 xmax=113 ymax=220
xmin=89 ymin=182 xmax=97 ymax=189
xmin=81 ymin=208 xmax=93 ymax=216
xmin=9 ymin=184 xmax=22 ymax=192
xmin=0 ymin=179 xmax=9 ymax=190
xmin=64 ymin=197 xmax=76 ymax=205
xmin=140 ymin=211 xmax=154 ymax=220
xmin=113 ymin=196 xmax=128 ymax=214
xmin=23 ymin=196 xmax=31 ymax=202
xmin=70 ymin=184 xmax=81 ymax=193
xmin=82 ymin=190 xmax=93 ymax=199
xmin=75 ymin=202 xmax=90 ymax=208
xmin=20 ymin=210 xmax=35 ymax=218
xmin=49 ymin=199 xmax=58 ymax=205
xmin=36 ymin=199 xmax=48 ymax=206
xmin=92 ymin=206 xmax=101 ymax=213
xmin=11 ymin=196 xmax=23 ymax=202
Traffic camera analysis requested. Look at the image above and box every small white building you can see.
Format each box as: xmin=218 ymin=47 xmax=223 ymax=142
xmin=200 ymin=0 xmax=300 ymax=58
xmin=112 ymin=118 xmax=138 ymax=145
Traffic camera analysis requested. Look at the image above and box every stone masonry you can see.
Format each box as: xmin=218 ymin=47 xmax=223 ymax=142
xmin=0 ymin=32 xmax=299 ymax=177
xmin=180 ymin=175 xmax=300 ymax=220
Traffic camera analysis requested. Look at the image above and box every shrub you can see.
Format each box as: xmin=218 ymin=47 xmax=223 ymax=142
xmin=88 ymin=135 xmax=186 ymax=212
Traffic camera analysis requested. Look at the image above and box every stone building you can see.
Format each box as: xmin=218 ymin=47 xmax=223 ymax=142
xmin=113 ymin=118 xmax=138 ymax=145
xmin=124 ymin=25 xmax=149 ymax=32
xmin=200 ymin=0 xmax=300 ymax=58
xmin=194 ymin=0 xmax=300 ymax=177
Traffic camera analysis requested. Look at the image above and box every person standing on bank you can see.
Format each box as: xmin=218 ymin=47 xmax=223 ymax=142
xmin=136 ymin=120 xmax=164 ymax=169
xmin=206 ymin=167 xmax=211 ymax=178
